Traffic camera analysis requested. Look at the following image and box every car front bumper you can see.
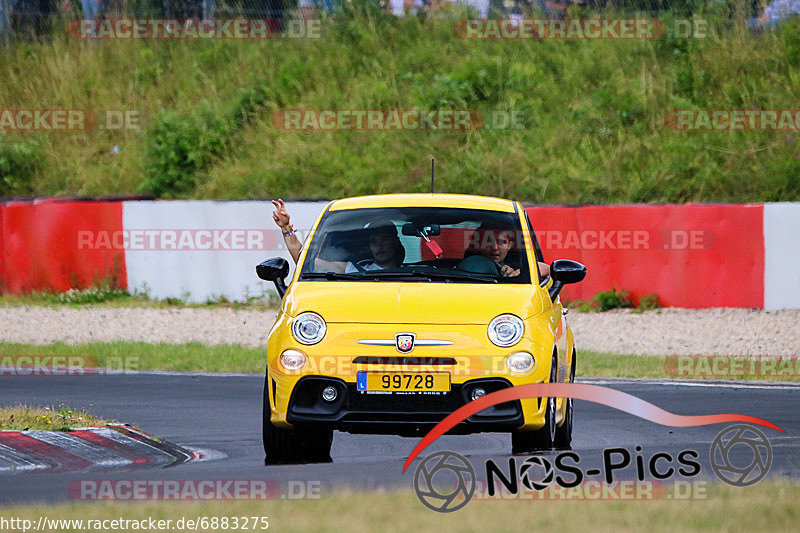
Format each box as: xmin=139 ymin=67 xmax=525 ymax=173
xmin=276 ymin=375 xmax=540 ymax=436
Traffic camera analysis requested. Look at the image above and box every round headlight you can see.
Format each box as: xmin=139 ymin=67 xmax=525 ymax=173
xmin=280 ymin=349 xmax=306 ymax=371
xmin=488 ymin=314 xmax=524 ymax=347
xmin=291 ymin=312 xmax=326 ymax=345
xmin=506 ymin=352 xmax=535 ymax=373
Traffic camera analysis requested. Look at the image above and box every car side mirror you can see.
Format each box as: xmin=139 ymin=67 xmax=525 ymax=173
xmin=256 ymin=257 xmax=290 ymax=298
xmin=548 ymin=259 xmax=587 ymax=300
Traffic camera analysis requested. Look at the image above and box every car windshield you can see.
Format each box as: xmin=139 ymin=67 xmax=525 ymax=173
xmin=299 ymin=207 xmax=531 ymax=284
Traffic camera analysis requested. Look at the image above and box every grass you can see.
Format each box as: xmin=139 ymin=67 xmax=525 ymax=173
xmin=1 ymin=482 xmax=798 ymax=532
xmin=2 ymin=341 xmax=798 ymax=381
xmin=0 ymin=342 xmax=268 ymax=374
xmin=0 ymin=289 xmax=280 ymax=311
xmin=566 ymin=289 xmax=662 ymax=313
xmin=0 ymin=405 xmax=114 ymax=431
xmin=1 ymin=3 xmax=800 ymax=202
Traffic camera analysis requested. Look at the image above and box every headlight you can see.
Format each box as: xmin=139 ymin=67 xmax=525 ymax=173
xmin=280 ymin=349 xmax=307 ymax=371
xmin=506 ymin=352 xmax=535 ymax=373
xmin=291 ymin=312 xmax=327 ymax=345
xmin=488 ymin=314 xmax=524 ymax=347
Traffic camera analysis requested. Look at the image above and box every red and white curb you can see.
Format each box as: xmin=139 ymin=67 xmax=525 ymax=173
xmin=0 ymin=424 xmax=201 ymax=475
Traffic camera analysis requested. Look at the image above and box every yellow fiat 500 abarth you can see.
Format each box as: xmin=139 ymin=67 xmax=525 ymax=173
xmin=256 ymin=194 xmax=586 ymax=464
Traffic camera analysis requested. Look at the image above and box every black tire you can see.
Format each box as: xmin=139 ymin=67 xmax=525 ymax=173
xmin=511 ymin=352 xmax=558 ymax=454
xmin=263 ymin=375 xmax=333 ymax=465
xmin=553 ymin=349 xmax=576 ymax=450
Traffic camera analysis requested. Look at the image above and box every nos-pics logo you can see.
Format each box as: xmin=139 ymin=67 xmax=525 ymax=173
xmin=413 ymin=424 xmax=772 ymax=512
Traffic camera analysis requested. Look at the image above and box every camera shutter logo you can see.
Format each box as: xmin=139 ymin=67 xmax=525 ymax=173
xmin=710 ymin=424 xmax=772 ymax=487
xmin=520 ymin=456 xmax=554 ymax=491
xmin=413 ymin=451 xmax=476 ymax=512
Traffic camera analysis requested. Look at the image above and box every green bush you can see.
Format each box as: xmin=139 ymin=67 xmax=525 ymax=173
xmin=0 ymin=136 xmax=42 ymax=196
xmin=139 ymin=105 xmax=234 ymax=198
xmin=139 ymin=83 xmax=270 ymax=198
xmin=568 ymin=289 xmax=642 ymax=312
xmin=593 ymin=289 xmax=635 ymax=311
xmin=637 ymin=293 xmax=661 ymax=311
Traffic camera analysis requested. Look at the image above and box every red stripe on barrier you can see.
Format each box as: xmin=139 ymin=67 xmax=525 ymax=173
xmin=1 ymin=200 xmax=127 ymax=293
xmin=0 ymin=431 xmax=93 ymax=472
xmin=108 ymin=425 xmax=194 ymax=463
xmin=0 ymin=203 xmax=5 ymax=291
xmin=526 ymin=204 xmax=765 ymax=308
xmin=67 ymin=430 xmax=154 ymax=465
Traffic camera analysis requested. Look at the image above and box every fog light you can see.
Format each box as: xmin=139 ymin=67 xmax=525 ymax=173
xmin=506 ymin=352 xmax=535 ymax=373
xmin=321 ymin=386 xmax=338 ymax=402
xmin=471 ymin=388 xmax=486 ymax=401
xmin=280 ymin=349 xmax=306 ymax=371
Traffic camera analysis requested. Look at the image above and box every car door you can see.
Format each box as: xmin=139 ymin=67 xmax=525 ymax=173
xmin=522 ymin=208 xmax=568 ymax=384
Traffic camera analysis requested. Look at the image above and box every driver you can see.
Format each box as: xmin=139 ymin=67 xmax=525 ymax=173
xmin=271 ymin=199 xmax=403 ymax=272
xmin=464 ymin=225 xmax=551 ymax=278
xmin=344 ymin=221 xmax=404 ymax=272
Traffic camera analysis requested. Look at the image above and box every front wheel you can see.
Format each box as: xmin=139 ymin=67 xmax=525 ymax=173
xmin=553 ymin=349 xmax=576 ymax=450
xmin=511 ymin=352 xmax=557 ymax=454
xmin=263 ymin=375 xmax=333 ymax=465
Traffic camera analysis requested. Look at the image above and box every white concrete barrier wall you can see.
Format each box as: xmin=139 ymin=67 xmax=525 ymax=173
xmin=123 ymin=200 xmax=329 ymax=303
xmin=764 ymin=203 xmax=800 ymax=310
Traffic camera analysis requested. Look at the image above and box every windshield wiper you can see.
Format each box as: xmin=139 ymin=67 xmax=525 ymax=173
xmin=300 ymin=272 xmax=364 ymax=281
xmin=361 ymin=270 xmax=498 ymax=283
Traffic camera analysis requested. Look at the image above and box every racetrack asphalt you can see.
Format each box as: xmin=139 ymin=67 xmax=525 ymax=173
xmin=0 ymin=373 xmax=798 ymax=505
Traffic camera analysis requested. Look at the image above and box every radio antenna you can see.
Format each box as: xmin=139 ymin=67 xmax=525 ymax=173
xmin=431 ymin=158 xmax=435 ymax=194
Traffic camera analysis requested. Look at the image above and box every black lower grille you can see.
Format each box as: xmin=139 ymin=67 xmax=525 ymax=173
xmin=286 ymin=375 xmax=524 ymax=434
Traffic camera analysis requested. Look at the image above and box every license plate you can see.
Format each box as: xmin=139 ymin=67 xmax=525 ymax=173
xmin=357 ymin=372 xmax=450 ymax=392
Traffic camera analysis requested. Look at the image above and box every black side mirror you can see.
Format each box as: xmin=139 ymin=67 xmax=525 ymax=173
xmin=256 ymin=257 xmax=290 ymax=298
xmin=548 ymin=259 xmax=587 ymax=300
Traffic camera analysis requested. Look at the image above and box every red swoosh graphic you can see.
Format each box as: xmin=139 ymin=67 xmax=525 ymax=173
xmin=402 ymin=383 xmax=783 ymax=473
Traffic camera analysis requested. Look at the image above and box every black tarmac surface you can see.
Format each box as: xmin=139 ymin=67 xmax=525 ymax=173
xmin=0 ymin=373 xmax=797 ymax=505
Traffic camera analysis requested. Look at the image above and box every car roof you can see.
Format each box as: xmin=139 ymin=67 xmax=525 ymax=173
xmin=328 ymin=194 xmax=517 ymax=213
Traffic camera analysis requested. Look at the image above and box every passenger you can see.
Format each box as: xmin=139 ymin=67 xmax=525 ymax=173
xmin=271 ymin=199 xmax=304 ymax=264
xmin=271 ymin=199 xmax=403 ymax=273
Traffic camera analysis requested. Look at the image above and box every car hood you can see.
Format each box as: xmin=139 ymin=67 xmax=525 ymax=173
xmin=282 ymin=282 xmax=547 ymax=324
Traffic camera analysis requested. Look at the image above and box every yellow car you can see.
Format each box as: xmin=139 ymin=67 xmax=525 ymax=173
xmin=256 ymin=194 xmax=586 ymax=464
